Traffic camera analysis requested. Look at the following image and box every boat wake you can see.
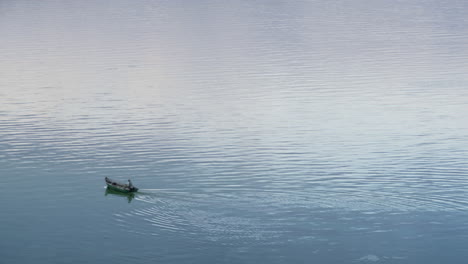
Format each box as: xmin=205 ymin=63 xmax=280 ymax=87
xmin=137 ymin=189 xmax=195 ymax=195
xmin=111 ymin=183 xmax=468 ymax=247
xmin=112 ymin=188 xmax=286 ymax=245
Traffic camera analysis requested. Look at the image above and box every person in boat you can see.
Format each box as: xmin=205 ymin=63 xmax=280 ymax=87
xmin=128 ymin=180 xmax=133 ymax=188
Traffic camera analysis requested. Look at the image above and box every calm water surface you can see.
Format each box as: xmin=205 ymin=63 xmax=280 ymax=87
xmin=1 ymin=0 xmax=468 ymax=263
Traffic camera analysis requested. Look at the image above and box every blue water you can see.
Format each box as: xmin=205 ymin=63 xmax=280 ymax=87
xmin=1 ymin=0 xmax=468 ymax=263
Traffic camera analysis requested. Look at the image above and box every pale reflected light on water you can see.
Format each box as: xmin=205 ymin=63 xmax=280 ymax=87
xmin=1 ymin=0 xmax=468 ymax=263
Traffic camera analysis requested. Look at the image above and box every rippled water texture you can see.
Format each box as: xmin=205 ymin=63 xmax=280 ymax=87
xmin=1 ymin=0 xmax=468 ymax=263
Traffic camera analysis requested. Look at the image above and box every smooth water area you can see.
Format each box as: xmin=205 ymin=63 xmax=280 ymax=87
xmin=1 ymin=0 xmax=468 ymax=263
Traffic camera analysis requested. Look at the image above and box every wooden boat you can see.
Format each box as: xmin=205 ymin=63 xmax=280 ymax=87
xmin=105 ymin=177 xmax=138 ymax=193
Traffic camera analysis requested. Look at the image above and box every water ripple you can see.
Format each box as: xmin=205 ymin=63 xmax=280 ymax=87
xmin=2 ymin=0 xmax=468 ymax=261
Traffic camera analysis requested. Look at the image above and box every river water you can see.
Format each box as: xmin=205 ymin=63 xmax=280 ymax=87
xmin=1 ymin=0 xmax=468 ymax=263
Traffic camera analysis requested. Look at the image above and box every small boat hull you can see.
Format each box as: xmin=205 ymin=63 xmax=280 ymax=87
xmin=105 ymin=177 xmax=138 ymax=193
xmin=105 ymin=188 xmax=135 ymax=203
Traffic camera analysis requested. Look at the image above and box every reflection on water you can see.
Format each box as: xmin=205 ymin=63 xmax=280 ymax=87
xmin=1 ymin=0 xmax=468 ymax=263
xmin=105 ymin=188 xmax=135 ymax=203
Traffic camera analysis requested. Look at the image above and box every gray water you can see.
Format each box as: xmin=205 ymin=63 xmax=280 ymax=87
xmin=1 ymin=0 xmax=468 ymax=263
